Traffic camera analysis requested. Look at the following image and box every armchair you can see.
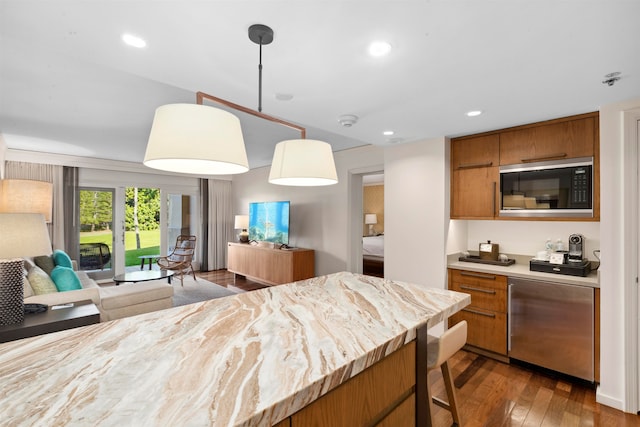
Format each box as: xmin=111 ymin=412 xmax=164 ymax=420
xmin=157 ymin=235 xmax=197 ymax=286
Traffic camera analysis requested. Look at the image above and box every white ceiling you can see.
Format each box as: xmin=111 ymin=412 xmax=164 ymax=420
xmin=1 ymin=1 xmax=639 ymax=173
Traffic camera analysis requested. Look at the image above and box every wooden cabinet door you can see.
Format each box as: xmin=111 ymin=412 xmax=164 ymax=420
xmin=451 ymin=134 xmax=499 ymax=169
xmin=450 ymin=309 xmax=507 ymax=355
xmin=448 ymin=269 xmax=508 ymax=356
xmin=499 ymin=116 xmax=596 ymax=165
xmin=451 ymin=166 xmax=499 ymax=219
xmin=451 ymin=134 xmax=500 ymax=219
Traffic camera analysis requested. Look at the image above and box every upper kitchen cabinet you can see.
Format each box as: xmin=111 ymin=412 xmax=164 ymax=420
xmin=450 ymin=112 xmax=600 ymax=221
xmin=451 ymin=135 xmax=500 ymax=219
xmin=499 ymin=113 xmax=597 ymax=165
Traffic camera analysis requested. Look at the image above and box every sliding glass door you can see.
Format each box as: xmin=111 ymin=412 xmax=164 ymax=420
xmin=77 ymin=176 xmax=198 ymax=280
xmin=125 ymin=187 xmax=160 ymax=270
xmin=78 ymin=188 xmax=114 ymax=280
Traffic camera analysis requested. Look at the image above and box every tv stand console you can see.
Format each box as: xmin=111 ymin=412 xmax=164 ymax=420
xmin=227 ymin=242 xmax=315 ymax=286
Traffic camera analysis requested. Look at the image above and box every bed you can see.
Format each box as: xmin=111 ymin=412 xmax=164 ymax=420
xmin=362 ymin=235 xmax=384 ymax=277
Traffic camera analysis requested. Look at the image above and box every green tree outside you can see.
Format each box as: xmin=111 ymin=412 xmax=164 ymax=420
xmin=79 ymin=188 xmax=161 ymax=267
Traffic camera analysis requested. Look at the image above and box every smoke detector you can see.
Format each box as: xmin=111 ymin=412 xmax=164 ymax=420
xmin=338 ymin=114 xmax=358 ymax=127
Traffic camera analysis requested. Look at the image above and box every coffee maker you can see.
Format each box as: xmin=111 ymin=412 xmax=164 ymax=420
xmin=568 ymin=234 xmax=584 ymax=263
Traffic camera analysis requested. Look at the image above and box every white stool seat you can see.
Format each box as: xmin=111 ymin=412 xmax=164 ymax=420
xmin=426 ymin=320 xmax=467 ymax=426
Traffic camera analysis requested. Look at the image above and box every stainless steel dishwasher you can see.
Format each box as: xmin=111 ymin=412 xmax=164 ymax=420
xmin=508 ymin=277 xmax=594 ymax=382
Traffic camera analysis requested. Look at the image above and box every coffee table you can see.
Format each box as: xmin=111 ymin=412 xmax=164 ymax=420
xmin=113 ymin=270 xmax=174 ymax=285
xmin=138 ymin=254 xmax=160 ymax=270
xmin=0 ymin=300 xmax=100 ymax=344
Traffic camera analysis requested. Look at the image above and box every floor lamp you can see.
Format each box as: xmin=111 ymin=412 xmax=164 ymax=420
xmin=0 ymin=213 xmax=53 ymax=325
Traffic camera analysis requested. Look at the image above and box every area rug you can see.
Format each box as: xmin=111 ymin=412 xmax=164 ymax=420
xmin=172 ymin=275 xmax=240 ymax=307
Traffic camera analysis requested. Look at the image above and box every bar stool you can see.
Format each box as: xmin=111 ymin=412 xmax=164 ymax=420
xmin=426 ymin=320 xmax=467 ymax=426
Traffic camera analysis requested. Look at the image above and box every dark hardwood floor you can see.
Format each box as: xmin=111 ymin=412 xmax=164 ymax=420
xmin=197 ymin=269 xmax=639 ymax=426
xmin=429 ymin=350 xmax=640 ymax=426
xmin=197 ymin=269 xmax=268 ymax=292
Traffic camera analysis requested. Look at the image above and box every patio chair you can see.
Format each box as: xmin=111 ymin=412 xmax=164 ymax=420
xmin=157 ymin=235 xmax=197 ymax=286
xmin=79 ymin=243 xmax=111 ymax=270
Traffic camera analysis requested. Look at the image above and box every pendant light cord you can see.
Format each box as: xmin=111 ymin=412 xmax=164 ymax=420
xmin=258 ymin=39 xmax=263 ymax=112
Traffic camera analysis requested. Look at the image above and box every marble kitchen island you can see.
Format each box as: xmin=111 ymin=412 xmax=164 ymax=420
xmin=0 ymin=272 xmax=470 ymax=427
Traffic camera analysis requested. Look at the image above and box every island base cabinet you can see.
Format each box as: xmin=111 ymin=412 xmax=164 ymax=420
xmin=288 ymin=341 xmax=416 ymax=427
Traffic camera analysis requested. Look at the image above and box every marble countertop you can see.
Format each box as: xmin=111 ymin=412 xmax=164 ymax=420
xmin=447 ymin=254 xmax=599 ymax=288
xmin=0 ymin=272 xmax=470 ymax=427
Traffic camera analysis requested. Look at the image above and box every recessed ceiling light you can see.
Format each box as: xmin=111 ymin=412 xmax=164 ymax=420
xmin=368 ymin=41 xmax=392 ymax=57
xmin=466 ymin=110 xmax=483 ymax=117
xmin=122 ymin=33 xmax=146 ymax=48
xmin=383 ymin=130 xmax=394 ymax=136
xmin=275 ymin=93 xmax=294 ymax=101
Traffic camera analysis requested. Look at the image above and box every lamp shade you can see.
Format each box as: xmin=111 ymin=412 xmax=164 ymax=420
xmin=0 ymin=179 xmax=53 ymax=222
xmin=0 ymin=213 xmax=52 ymax=258
xmin=144 ymin=103 xmax=249 ymax=175
xmin=365 ymin=214 xmax=378 ymax=225
xmin=234 ymin=215 xmax=249 ymax=230
xmin=269 ymin=139 xmax=338 ymax=186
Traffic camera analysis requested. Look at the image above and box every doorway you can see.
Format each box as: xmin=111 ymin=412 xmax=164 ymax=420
xmin=78 ymin=187 xmax=114 ymax=280
xmin=347 ymin=165 xmax=384 ymax=275
xmin=362 ymin=174 xmax=384 ymax=277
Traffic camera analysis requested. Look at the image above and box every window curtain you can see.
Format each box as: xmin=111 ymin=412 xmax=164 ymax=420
xmin=4 ymin=161 xmax=64 ymax=250
xmin=63 ymin=167 xmax=80 ymax=261
xmin=201 ymin=179 xmax=233 ymax=271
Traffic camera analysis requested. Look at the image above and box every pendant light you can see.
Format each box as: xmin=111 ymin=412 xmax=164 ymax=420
xmin=143 ymin=24 xmax=338 ymax=186
xmin=246 ymin=24 xmax=338 ymax=186
xmin=144 ymin=103 xmax=248 ymax=175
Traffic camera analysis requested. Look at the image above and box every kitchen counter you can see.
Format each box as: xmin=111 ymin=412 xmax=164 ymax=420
xmin=0 ymin=272 xmax=470 ymax=426
xmin=447 ymin=254 xmax=599 ymax=288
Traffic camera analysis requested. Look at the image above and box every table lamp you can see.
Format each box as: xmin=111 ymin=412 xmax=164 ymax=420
xmin=0 ymin=213 xmax=53 ymax=325
xmin=365 ymin=213 xmax=378 ymax=236
xmin=234 ymin=215 xmax=249 ymax=243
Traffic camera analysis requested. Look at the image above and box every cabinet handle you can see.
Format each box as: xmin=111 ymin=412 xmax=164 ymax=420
xmin=492 ymin=181 xmax=497 ymax=216
xmin=521 ymin=153 xmax=567 ymax=162
xmin=462 ymin=308 xmax=496 ymax=318
xmin=457 ymin=161 xmax=493 ymax=169
xmin=459 ymin=285 xmax=496 ymax=295
xmin=460 ymin=271 xmax=496 ymax=280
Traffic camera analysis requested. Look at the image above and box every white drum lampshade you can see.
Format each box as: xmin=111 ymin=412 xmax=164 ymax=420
xmin=144 ymin=103 xmax=249 ymax=175
xmin=0 ymin=179 xmax=53 ymax=222
xmin=268 ymin=139 xmax=338 ymax=186
xmin=0 ymin=213 xmax=53 ymax=325
xmin=234 ymin=215 xmax=249 ymax=243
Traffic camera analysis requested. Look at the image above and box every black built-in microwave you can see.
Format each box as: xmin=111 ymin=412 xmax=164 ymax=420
xmin=499 ymin=157 xmax=593 ymax=217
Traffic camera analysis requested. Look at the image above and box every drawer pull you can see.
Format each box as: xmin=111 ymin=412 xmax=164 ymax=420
xmin=457 ymin=161 xmax=493 ymax=169
xmin=460 ymin=271 xmax=496 ymax=280
xmin=521 ymin=153 xmax=567 ymax=162
xmin=462 ymin=308 xmax=496 ymax=318
xmin=459 ymin=285 xmax=496 ymax=295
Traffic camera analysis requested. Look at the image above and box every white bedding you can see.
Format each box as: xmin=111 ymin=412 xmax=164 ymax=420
xmin=363 ymin=235 xmax=384 ymax=257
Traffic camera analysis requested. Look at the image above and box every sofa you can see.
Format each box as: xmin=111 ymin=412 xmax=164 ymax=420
xmin=23 ymin=260 xmax=174 ymax=322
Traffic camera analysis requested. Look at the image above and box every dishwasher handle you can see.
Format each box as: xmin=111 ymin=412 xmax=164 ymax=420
xmin=507 ymin=283 xmax=512 ymax=352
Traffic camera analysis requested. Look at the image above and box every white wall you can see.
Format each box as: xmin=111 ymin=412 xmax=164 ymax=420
xmin=385 ymin=137 xmax=450 ymax=290
xmin=231 ymin=145 xmax=385 ymax=276
xmin=597 ymin=97 xmax=640 ymax=411
xmin=465 ymin=220 xmax=600 ymax=258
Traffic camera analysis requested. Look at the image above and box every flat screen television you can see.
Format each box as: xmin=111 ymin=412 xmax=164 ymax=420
xmin=248 ymin=201 xmax=290 ymax=245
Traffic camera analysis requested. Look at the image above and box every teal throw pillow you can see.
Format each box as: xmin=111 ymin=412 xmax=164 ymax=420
xmin=53 ymin=249 xmax=73 ymax=269
xmin=27 ymin=266 xmax=58 ymax=295
xmin=34 ymin=255 xmax=55 ymax=276
xmin=50 ymin=266 xmax=82 ymax=292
